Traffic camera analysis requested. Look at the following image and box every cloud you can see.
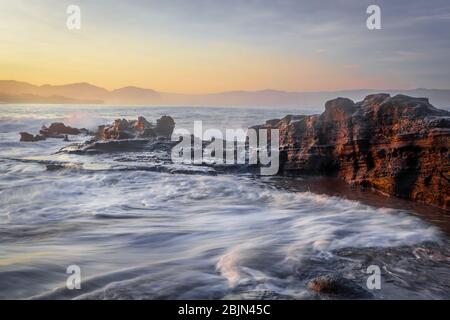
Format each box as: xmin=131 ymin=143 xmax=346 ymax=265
xmin=2 ymin=0 xmax=450 ymax=90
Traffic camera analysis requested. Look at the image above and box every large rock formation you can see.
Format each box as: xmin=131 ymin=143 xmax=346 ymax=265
xmin=254 ymin=94 xmax=450 ymax=210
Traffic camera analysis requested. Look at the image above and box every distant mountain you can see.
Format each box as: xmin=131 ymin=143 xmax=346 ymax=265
xmin=0 ymin=80 xmax=41 ymax=95
xmin=0 ymin=80 xmax=108 ymax=103
xmin=160 ymin=88 xmax=450 ymax=109
xmin=1 ymin=80 xmax=450 ymax=109
xmin=109 ymin=86 xmax=160 ymax=104
xmin=38 ymin=82 xmax=109 ymax=101
xmin=0 ymin=92 xmax=102 ymax=104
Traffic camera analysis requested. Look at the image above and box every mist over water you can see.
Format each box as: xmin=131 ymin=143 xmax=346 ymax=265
xmin=0 ymin=104 xmax=449 ymax=300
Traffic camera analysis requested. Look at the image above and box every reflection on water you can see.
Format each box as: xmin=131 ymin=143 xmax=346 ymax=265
xmin=0 ymin=104 xmax=449 ymax=300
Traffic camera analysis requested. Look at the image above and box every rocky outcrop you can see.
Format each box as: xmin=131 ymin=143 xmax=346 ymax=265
xmin=254 ymin=94 xmax=450 ymax=210
xmin=56 ymin=116 xmax=176 ymax=154
xmin=156 ymin=116 xmax=177 ymax=137
xmin=96 ymin=116 xmax=175 ymax=140
xmin=307 ymin=275 xmax=372 ymax=299
xmin=20 ymin=122 xmax=87 ymax=142
xmin=19 ymin=116 xmax=175 ymax=144
xmin=20 ymin=132 xmax=46 ymax=142
xmin=40 ymin=123 xmax=84 ymax=138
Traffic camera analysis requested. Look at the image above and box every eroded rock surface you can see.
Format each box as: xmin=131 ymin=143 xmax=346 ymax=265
xmin=96 ymin=116 xmax=175 ymax=140
xmin=254 ymin=94 xmax=450 ymax=210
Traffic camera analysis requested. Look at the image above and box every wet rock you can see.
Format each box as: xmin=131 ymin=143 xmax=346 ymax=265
xmin=57 ymin=138 xmax=179 ymax=155
xmin=20 ymin=116 xmax=174 ymax=145
xmin=156 ymin=115 xmax=176 ymax=138
xmin=80 ymin=139 xmax=152 ymax=154
xmin=97 ymin=119 xmax=133 ymax=140
xmin=96 ymin=116 xmax=175 ymax=140
xmin=20 ymin=122 xmax=87 ymax=142
xmin=307 ymin=275 xmax=372 ymax=299
xmin=40 ymin=122 xmax=83 ymax=138
xmin=169 ymin=167 xmax=218 ymax=176
xmin=20 ymin=132 xmax=46 ymax=142
xmin=46 ymin=163 xmax=82 ymax=171
xmin=254 ymin=93 xmax=450 ymax=210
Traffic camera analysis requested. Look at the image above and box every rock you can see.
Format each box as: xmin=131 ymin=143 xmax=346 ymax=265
xmin=20 ymin=132 xmax=46 ymax=142
xmin=20 ymin=122 xmax=86 ymax=142
xmin=96 ymin=116 xmax=175 ymax=140
xmin=253 ymin=93 xmax=450 ymax=210
xmin=98 ymin=119 xmax=134 ymax=140
xmin=307 ymin=275 xmax=372 ymax=299
xmin=19 ymin=116 xmax=175 ymax=145
xmin=40 ymin=123 xmax=82 ymax=138
xmin=265 ymin=118 xmax=281 ymax=126
xmin=156 ymin=115 xmax=176 ymax=138
xmin=135 ymin=116 xmax=151 ymax=130
xmin=57 ymin=138 xmax=180 ymax=155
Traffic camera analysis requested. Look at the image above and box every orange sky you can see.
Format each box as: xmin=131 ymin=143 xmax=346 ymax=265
xmin=0 ymin=1 xmax=430 ymax=93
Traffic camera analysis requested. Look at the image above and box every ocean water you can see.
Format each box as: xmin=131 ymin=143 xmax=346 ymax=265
xmin=0 ymin=104 xmax=449 ymax=300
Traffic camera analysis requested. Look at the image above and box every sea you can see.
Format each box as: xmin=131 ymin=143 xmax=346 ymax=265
xmin=0 ymin=104 xmax=449 ymax=299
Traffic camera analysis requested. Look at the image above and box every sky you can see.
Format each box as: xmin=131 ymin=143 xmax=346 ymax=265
xmin=1 ymin=0 xmax=450 ymax=93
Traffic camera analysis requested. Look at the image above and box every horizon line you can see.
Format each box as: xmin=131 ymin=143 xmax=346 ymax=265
xmin=3 ymin=79 xmax=450 ymax=95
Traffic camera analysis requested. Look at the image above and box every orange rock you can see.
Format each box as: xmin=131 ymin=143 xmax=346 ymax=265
xmin=254 ymin=94 xmax=450 ymax=210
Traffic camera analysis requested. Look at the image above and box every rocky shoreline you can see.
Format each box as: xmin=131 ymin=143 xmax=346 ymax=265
xmin=18 ymin=94 xmax=450 ymax=210
xmin=20 ymin=115 xmax=175 ymax=144
xmin=253 ymin=93 xmax=450 ymax=210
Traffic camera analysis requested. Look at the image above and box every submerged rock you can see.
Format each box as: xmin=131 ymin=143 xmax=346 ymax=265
xmin=64 ymin=139 xmax=153 ymax=154
xmin=58 ymin=137 xmax=179 ymax=155
xmin=254 ymin=93 xmax=450 ymax=210
xmin=307 ymin=275 xmax=372 ymax=299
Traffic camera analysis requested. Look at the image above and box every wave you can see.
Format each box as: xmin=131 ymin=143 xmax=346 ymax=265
xmin=1 ymin=106 xmax=450 ymax=299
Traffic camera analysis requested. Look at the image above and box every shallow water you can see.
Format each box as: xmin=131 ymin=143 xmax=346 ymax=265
xmin=0 ymin=104 xmax=449 ymax=300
